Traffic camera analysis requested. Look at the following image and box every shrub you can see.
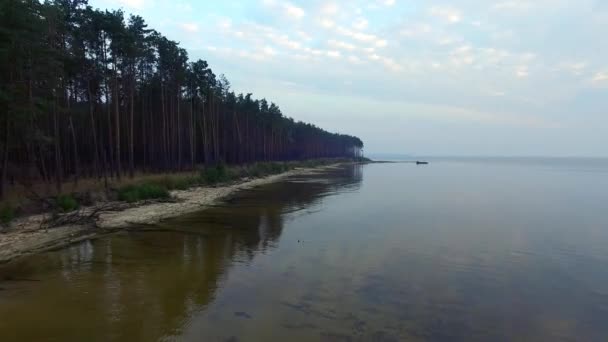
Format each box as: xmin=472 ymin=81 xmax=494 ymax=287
xmin=154 ymin=176 xmax=199 ymax=190
xmin=0 ymin=204 xmax=15 ymax=225
xmin=201 ymin=163 xmax=230 ymax=184
xmin=56 ymin=194 xmax=79 ymax=212
xmin=118 ymin=183 xmax=170 ymax=203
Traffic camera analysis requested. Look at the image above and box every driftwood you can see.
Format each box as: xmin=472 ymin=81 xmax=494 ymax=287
xmin=41 ymin=197 xmax=181 ymax=229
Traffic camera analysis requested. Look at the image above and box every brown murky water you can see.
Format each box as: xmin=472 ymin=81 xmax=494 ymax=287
xmin=1 ymin=160 xmax=608 ymax=341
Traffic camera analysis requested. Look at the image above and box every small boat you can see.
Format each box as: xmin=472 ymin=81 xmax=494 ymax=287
xmin=416 ymin=161 xmax=429 ymax=165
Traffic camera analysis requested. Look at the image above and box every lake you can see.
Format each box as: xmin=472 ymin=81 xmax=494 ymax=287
xmin=1 ymin=158 xmax=608 ymax=341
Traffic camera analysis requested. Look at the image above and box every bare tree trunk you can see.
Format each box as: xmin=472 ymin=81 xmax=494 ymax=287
xmin=1 ymin=119 xmax=9 ymax=200
xmin=129 ymin=78 xmax=134 ymax=178
xmin=88 ymin=81 xmax=100 ymax=179
xmin=67 ymin=87 xmax=80 ymax=186
xmin=190 ymin=95 xmax=195 ymax=169
xmin=202 ymin=96 xmax=209 ymax=164
xmin=177 ymin=86 xmax=182 ymax=170
xmin=53 ymin=97 xmax=62 ymax=194
xmin=114 ymin=67 xmax=121 ymax=180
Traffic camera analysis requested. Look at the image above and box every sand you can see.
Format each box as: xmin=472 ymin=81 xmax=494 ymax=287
xmin=0 ymin=165 xmax=335 ymax=264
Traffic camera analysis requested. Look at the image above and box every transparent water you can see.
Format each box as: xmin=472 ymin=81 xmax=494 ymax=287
xmin=1 ymin=159 xmax=608 ymax=341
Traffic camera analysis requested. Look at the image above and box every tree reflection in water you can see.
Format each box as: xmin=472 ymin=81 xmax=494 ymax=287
xmin=0 ymin=164 xmax=363 ymax=342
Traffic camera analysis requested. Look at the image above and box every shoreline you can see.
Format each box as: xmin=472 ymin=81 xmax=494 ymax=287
xmin=0 ymin=164 xmax=344 ymax=264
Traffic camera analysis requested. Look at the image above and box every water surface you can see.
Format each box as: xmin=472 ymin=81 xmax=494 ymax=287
xmin=1 ymin=159 xmax=608 ymax=341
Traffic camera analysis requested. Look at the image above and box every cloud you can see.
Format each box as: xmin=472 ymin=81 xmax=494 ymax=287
xmin=429 ymin=6 xmax=462 ymax=23
xmin=172 ymin=0 xmax=607 ymax=155
xmin=336 ymin=26 xmax=378 ymax=43
xmin=592 ymin=71 xmax=608 ymax=83
xmin=493 ymin=1 xmax=533 ymax=11
xmin=516 ymin=66 xmax=529 ymax=78
xmin=559 ymin=62 xmax=588 ymax=76
xmin=353 ymin=18 xmax=369 ymax=30
xmin=284 ymin=3 xmax=305 ymax=19
xmin=118 ymin=0 xmax=146 ymax=9
xmin=326 ymin=50 xmax=341 ymax=58
xmin=179 ymin=22 xmax=199 ymax=33
xmin=319 ymin=18 xmax=336 ymax=29
xmin=328 ymin=40 xmax=357 ymax=51
xmin=262 ymin=0 xmax=305 ymax=20
xmin=320 ymin=2 xmax=339 ymax=15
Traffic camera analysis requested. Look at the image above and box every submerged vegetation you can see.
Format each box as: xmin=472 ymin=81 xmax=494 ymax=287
xmin=0 ymin=0 xmax=364 ymax=202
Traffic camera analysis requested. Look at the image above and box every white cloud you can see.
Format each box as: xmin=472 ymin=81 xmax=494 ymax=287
xmin=401 ymin=23 xmax=433 ymax=37
xmin=379 ymin=0 xmax=396 ymax=6
xmin=592 ymin=71 xmax=608 ymax=83
xmin=353 ymin=18 xmax=369 ymax=30
xmin=375 ymin=39 xmax=388 ymax=48
xmin=493 ymin=1 xmax=534 ymax=11
xmin=429 ymin=6 xmax=462 ymax=23
xmin=284 ymin=3 xmax=305 ymax=19
xmin=348 ymin=55 xmax=363 ymax=64
xmin=179 ymin=22 xmax=199 ymax=33
xmin=217 ymin=18 xmax=232 ymax=30
xmin=559 ymin=62 xmax=588 ymax=76
xmin=115 ymin=0 xmax=146 ymax=9
xmin=336 ymin=26 xmax=378 ymax=43
xmin=263 ymin=46 xmax=277 ymax=56
xmin=319 ymin=18 xmax=336 ymax=29
xmin=327 ymin=50 xmax=341 ymax=58
xmin=263 ymin=1 xmax=305 ymax=20
xmin=516 ymin=66 xmax=529 ymax=78
xmin=328 ymin=40 xmax=357 ymax=51
xmin=268 ymin=33 xmax=303 ymax=50
xmin=296 ymin=31 xmax=313 ymax=41
xmin=320 ymin=2 xmax=339 ymax=15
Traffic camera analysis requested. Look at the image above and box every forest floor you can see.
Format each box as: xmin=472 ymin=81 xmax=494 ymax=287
xmin=0 ymin=164 xmax=342 ymax=264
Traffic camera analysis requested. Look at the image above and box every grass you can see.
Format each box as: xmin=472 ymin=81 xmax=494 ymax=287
xmin=151 ymin=175 xmax=200 ymax=191
xmin=56 ymin=194 xmax=79 ymax=212
xmin=3 ymin=158 xmax=358 ymax=207
xmin=118 ymin=183 xmax=171 ymax=203
xmin=0 ymin=204 xmax=15 ymax=225
xmin=201 ymin=163 xmax=231 ymax=185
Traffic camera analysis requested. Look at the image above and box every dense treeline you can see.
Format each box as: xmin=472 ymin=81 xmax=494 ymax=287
xmin=0 ymin=0 xmax=363 ymax=199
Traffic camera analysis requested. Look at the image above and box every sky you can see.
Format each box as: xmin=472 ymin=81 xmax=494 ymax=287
xmin=90 ymin=0 xmax=608 ymax=157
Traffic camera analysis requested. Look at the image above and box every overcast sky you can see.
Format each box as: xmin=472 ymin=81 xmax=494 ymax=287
xmin=90 ymin=0 xmax=607 ymax=157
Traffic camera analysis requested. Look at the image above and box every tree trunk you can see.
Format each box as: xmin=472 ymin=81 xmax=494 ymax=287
xmin=88 ymin=81 xmax=100 ymax=179
xmin=53 ymin=97 xmax=62 ymax=194
xmin=1 ymin=119 xmax=9 ymax=200
xmin=114 ymin=66 xmax=121 ymax=180
xmin=129 ymin=77 xmax=135 ymax=178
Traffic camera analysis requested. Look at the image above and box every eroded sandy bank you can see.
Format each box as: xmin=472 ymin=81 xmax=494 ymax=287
xmin=0 ymin=165 xmax=338 ymax=264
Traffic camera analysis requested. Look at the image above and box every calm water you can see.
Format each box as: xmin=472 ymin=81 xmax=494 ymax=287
xmin=1 ymin=159 xmax=608 ymax=341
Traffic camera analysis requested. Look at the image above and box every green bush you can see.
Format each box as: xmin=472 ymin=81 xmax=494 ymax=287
xmin=153 ymin=176 xmax=199 ymax=190
xmin=201 ymin=163 xmax=230 ymax=184
xmin=118 ymin=183 xmax=170 ymax=203
xmin=0 ymin=204 xmax=15 ymax=225
xmin=56 ymin=194 xmax=79 ymax=212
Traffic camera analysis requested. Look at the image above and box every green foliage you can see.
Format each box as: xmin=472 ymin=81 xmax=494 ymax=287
xmin=0 ymin=0 xmax=364 ymax=202
xmin=0 ymin=204 xmax=15 ymax=225
xmin=201 ymin=163 xmax=230 ymax=185
xmin=118 ymin=184 xmax=170 ymax=203
xmin=152 ymin=176 xmax=199 ymax=191
xmin=56 ymin=195 xmax=79 ymax=212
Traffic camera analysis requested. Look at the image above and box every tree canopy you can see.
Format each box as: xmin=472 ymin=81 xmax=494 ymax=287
xmin=0 ymin=0 xmax=364 ymax=197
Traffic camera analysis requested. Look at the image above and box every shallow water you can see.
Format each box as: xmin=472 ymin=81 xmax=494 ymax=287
xmin=1 ymin=159 xmax=608 ymax=341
